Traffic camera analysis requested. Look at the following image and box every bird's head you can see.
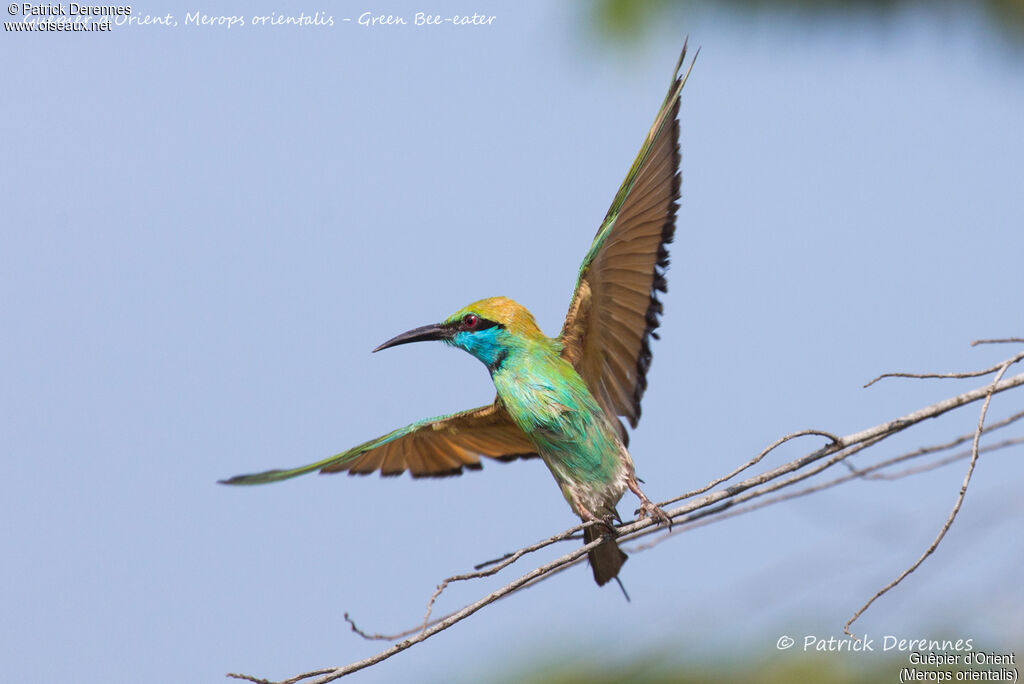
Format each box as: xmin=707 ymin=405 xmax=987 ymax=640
xmin=373 ymin=296 xmax=544 ymax=370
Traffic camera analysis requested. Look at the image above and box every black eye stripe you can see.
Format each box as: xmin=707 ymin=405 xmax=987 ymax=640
xmin=457 ymin=314 xmax=500 ymax=332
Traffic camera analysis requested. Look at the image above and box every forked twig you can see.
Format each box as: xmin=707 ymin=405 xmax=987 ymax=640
xmin=660 ymin=429 xmax=840 ymax=507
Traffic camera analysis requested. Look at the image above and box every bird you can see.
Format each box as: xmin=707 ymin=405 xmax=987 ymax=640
xmin=221 ymin=43 xmax=697 ymax=588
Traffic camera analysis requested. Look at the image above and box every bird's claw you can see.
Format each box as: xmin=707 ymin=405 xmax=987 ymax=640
xmin=635 ymin=501 xmax=673 ymax=530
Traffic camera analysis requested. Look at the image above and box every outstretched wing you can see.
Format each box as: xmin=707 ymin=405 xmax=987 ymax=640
xmin=560 ymin=43 xmax=696 ymax=429
xmin=220 ymin=401 xmax=537 ymax=484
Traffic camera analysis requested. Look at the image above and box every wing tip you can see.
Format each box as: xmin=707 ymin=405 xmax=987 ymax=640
xmin=494 ymin=451 xmax=539 ymax=463
xmin=410 ymin=466 xmax=470 ymax=479
xmin=629 ymin=69 xmax=683 ymax=427
xmin=672 ymin=37 xmax=689 ymax=84
xmin=673 ymin=36 xmax=700 ymax=91
xmin=217 ymin=469 xmax=289 ymax=486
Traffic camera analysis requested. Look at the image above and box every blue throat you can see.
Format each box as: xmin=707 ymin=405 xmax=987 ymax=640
xmin=450 ymin=327 xmax=512 ymax=373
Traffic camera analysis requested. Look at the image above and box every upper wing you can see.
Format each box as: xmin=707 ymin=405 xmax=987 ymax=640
xmin=219 ymin=401 xmax=537 ymax=484
xmin=560 ymin=43 xmax=696 ymax=429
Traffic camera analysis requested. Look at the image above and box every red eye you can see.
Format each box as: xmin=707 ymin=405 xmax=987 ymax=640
xmin=462 ymin=314 xmax=479 ymax=330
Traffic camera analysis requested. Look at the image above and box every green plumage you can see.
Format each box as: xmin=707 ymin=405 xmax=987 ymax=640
xmin=222 ymin=44 xmax=698 ymax=588
xmin=491 ymin=338 xmax=628 ymax=517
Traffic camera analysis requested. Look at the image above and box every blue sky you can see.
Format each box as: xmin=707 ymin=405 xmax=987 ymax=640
xmin=2 ymin=2 xmax=1022 ymax=682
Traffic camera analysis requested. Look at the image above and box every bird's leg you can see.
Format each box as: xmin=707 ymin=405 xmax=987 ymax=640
xmin=627 ymin=475 xmax=672 ymax=530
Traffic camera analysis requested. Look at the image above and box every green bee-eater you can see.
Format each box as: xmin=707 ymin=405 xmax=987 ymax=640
xmin=223 ymin=44 xmax=697 ymax=587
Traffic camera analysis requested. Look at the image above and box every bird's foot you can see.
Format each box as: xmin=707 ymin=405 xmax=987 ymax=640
xmin=634 ymin=500 xmax=673 ymax=530
xmin=626 ymin=475 xmax=673 ymax=530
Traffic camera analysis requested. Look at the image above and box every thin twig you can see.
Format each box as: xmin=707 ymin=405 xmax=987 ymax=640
xmin=473 ymin=552 xmax=515 ymax=571
xmin=861 ymin=409 xmax=1024 ymax=476
xmin=865 ymin=436 xmax=1024 ymax=481
xmin=627 ymin=429 xmax=1024 ymax=553
xmin=228 ymin=669 xmax=336 ymax=684
xmin=839 ymin=408 xmax=1024 ymax=480
xmin=626 ymin=434 xmax=889 ymax=549
xmin=299 ymin=534 xmax=609 ymax=682
xmin=863 ymin=350 xmax=1024 ymax=388
xmin=227 ymin=675 xmax=270 ymax=684
xmin=340 ymin=520 xmax=598 ymax=644
xmin=342 ymin=612 xmax=442 ymax=642
xmin=416 ymin=521 xmax=599 ymax=634
xmin=843 ymin=360 xmax=1014 ymax=638
xmin=972 ymin=338 xmax=1024 ymax=346
xmin=660 ymin=429 xmax=840 ymax=507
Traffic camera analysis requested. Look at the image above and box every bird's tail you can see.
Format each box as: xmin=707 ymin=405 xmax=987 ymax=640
xmin=584 ymin=523 xmax=628 ymax=586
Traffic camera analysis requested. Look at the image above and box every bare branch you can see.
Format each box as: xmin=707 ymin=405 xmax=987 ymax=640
xmin=844 ymin=359 xmax=1015 ymax=638
xmin=228 ymin=349 xmax=1024 ymax=684
xmin=628 ymin=422 xmax=1023 ymax=553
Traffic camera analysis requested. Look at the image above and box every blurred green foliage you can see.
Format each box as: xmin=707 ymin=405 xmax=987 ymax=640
xmin=590 ymin=0 xmax=1024 ymax=43
xmin=498 ymin=651 xmax=938 ymax=684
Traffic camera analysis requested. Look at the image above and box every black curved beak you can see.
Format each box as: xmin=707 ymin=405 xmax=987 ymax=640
xmin=372 ymin=323 xmax=452 ymax=353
